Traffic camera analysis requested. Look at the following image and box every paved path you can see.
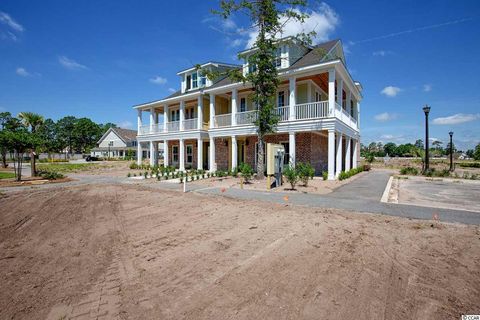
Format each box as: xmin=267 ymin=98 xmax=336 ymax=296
xmin=193 ymin=170 xmax=480 ymax=226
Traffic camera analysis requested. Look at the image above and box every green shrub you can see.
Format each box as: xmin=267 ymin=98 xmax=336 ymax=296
xmin=230 ymin=167 xmax=238 ymax=177
xmin=338 ymin=167 xmax=364 ymax=181
xmin=127 ymin=173 xmax=131 ymax=178
xmin=296 ymin=162 xmax=315 ymax=186
xmin=179 ymin=177 xmax=183 ymax=183
xmin=157 ymin=174 xmax=161 ymax=181
xmin=400 ymin=167 xmax=418 ymax=175
xmin=38 ymin=170 xmax=65 ymax=180
xmin=144 ymin=171 xmax=148 ymax=178
xmin=458 ymin=162 xmax=480 ymax=168
xmin=217 ymin=170 xmax=227 ymax=178
xmin=283 ymin=165 xmax=298 ymax=190
xmin=239 ymin=163 xmax=254 ymax=183
xmin=364 ymin=153 xmax=375 ymax=163
xmin=322 ymin=171 xmax=328 ymax=181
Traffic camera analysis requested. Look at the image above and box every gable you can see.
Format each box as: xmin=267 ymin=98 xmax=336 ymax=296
xmin=98 ymin=130 xmax=127 ymax=148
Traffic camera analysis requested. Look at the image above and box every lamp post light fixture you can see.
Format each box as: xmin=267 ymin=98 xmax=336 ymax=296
xmin=423 ymin=105 xmax=431 ymax=171
xmin=449 ymin=131 xmax=454 ymax=171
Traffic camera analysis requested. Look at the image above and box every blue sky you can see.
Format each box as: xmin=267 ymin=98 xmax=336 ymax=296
xmin=1 ymin=0 xmax=479 ymax=150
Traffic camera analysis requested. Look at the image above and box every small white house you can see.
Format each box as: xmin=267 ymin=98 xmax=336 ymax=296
xmin=91 ymin=127 xmax=163 ymax=159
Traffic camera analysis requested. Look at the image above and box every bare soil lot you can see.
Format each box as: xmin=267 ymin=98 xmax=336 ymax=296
xmin=0 ymin=183 xmax=479 ymax=320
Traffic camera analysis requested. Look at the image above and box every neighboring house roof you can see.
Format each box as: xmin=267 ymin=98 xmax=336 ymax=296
xmin=97 ymin=127 xmax=138 ymax=145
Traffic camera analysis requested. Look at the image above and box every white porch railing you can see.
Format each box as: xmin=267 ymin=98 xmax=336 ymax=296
xmin=295 ymin=101 xmax=329 ymax=120
xmin=274 ymin=106 xmax=289 ymax=121
xmin=139 ymin=124 xmax=150 ymax=135
xmin=236 ymin=110 xmax=258 ymax=125
xmin=214 ymin=114 xmax=232 ymax=127
xmin=183 ymin=118 xmax=198 ymax=131
xmin=167 ymin=121 xmax=180 ymax=132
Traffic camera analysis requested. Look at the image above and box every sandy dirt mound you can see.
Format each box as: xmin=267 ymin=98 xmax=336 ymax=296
xmin=0 ymin=184 xmax=479 ymax=320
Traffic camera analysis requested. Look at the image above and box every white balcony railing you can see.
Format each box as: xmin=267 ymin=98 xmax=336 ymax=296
xmin=236 ymin=110 xmax=258 ymax=125
xmin=295 ymin=101 xmax=329 ymax=120
xmin=214 ymin=114 xmax=232 ymax=127
xmin=139 ymin=124 xmax=150 ymax=135
xmin=183 ymin=118 xmax=198 ymax=131
xmin=274 ymin=106 xmax=289 ymax=121
xmin=167 ymin=121 xmax=180 ymax=132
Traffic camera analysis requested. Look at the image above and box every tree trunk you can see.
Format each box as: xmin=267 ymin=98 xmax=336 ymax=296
xmin=16 ymin=152 xmax=22 ymax=182
xmin=1 ymin=150 xmax=7 ymax=168
xmin=30 ymin=151 xmax=36 ymax=177
xmin=256 ymin=137 xmax=265 ymax=179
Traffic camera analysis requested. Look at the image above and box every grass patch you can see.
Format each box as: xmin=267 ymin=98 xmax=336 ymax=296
xmin=0 ymin=172 xmax=15 ymax=179
xmin=37 ymin=163 xmax=97 ymax=173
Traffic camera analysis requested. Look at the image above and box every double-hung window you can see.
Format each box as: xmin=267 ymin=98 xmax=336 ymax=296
xmin=240 ymin=98 xmax=246 ymax=112
xmin=172 ymin=146 xmax=179 ymax=162
xmin=192 ymin=73 xmax=198 ymax=89
xmin=199 ymin=72 xmax=206 ymax=87
xmin=186 ymin=75 xmax=191 ymax=90
xmin=274 ymin=47 xmax=282 ymax=68
xmin=186 ymin=145 xmax=193 ymax=164
xmin=277 ymin=91 xmax=285 ymax=108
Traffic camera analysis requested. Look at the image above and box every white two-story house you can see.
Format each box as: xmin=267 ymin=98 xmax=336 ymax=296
xmin=134 ymin=38 xmax=362 ymax=179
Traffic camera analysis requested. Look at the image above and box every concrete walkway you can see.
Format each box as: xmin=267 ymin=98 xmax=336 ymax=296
xmin=193 ymin=170 xmax=480 ymax=226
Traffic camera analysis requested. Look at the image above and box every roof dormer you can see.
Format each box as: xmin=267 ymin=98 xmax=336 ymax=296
xmin=177 ymin=62 xmax=240 ymax=93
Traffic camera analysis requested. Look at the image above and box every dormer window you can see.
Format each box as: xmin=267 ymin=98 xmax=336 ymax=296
xmin=186 ymin=74 xmax=191 ymax=90
xmin=199 ymin=72 xmax=206 ymax=87
xmin=274 ymin=47 xmax=282 ymax=68
xmin=192 ymin=73 xmax=198 ymax=89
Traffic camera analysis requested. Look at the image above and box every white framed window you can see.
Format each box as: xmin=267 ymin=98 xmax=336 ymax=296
xmin=186 ymin=75 xmax=191 ymax=90
xmin=186 ymin=145 xmax=193 ymax=164
xmin=315 ymin=91 xmax=322 ymax=102
xmin=192 ymin=73 xmax=198 ymax=89
xmin=172 ymin=146 xmax=179 ymax=162
xmin=199 ymin=71 xmax=206 ymax=87
xmin=274 ymin=47 xmax=282 ymax=68
xmin=280 ymin=141 xmax=290 ymax=165
xmin=248 ymin=63 xmax=256 ymax=74
xmin=277 ymin=91 xmax=285 ymax=107
xmin=240 ymin=97 xmax=246 ymax=112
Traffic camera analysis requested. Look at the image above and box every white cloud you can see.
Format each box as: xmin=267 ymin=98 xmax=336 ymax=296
xmin=149 ymin=76 xmax=167 ymax=85
xmin=222 ymin=18 xmax=237 ymax=30
xmin=432 ymin=113 xmax=480 ymax=125
xmin=16 ymin=67 xmax=31 ymax=77
xmin=379 ymin=134 xmax=406 ymax=143
xmin=423 ymin=84 xmax=432 ymax=92
xmin=245 ymin=2 xmax=339 ymax=48
xmin=168 ymin=88 xmax=176 ymax=93
xmin=58 ymin=56 xmax=88 ymax=70
xmin=118 ymin=121 xmax=133 ymax=129
xmin=0 ymin=11 xmax=24 ymax=32
xmin=381 ymin=86 xmax=401 ymax=97
xmin=374 ymin=112 xmax=398 ymax=122
xmin=372 ymin=50 xmax=392 ymax=56
xmin=230 ymin=38 xmax=243 ymax=48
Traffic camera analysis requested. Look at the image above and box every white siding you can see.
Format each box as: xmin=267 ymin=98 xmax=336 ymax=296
xmin=98 ymin=131 xmax=127 ymax=148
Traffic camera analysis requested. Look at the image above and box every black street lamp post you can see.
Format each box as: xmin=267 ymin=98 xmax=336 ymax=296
xmin=449 ymin=131 xmax=454 ymax=171
xmin=423 ymin=105 xmax=431 ymax=171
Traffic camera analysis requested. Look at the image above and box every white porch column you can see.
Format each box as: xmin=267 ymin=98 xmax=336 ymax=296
xmin=180 ymin=100 xmax=185 ymax=131
xmin=289 ymin=132 xmax=296 ymax=167
xmin=197 ymin=96 xmax=203 ymax=130
xmin=328 ymin=69 xmax=335 ymax=116
xmin=179 ymin=138 xmax=185 ymax=171
xmin=357 ymin=101 xmax=361 ymax=129
xmin=336 ymin=132 xmax=343 ymax=177
xmin=231 ymin=136 xmax=238 ymax=169
xmin=149 ymin=107 xmax=155 ymax=133
xmin=164 ymin=140 xmax=169 ymax=167
xmin=137 ymin=109 xmax=143 ymax=134
xmin=289 ymin=76 xmax=296 ymax=120
xmin=328 ymin=130 xmax=335 ymax=180
xmin=352 ymin=139 xmax=358 ymax=169
xmin=197 ymin=138 xmax=203 ymax=170
xmin=231 ymin=89 xmax=237 ymax=126
xmin=337 ymin=78 xmax=343 ymax=107
xmin=209 ymin=137 xmax=216 ymax=171
xmin=345 ymin=136 xmax=351 ymax=171
xmin=209 ymin=93 xmax=216 ymax=129
xmin=149 ymin=141 xmax=155 ymax=166
xmin=137 ymin=141 xmax=142 ymax=165
xmin=163 ymin=105 xmax=168 ymax=133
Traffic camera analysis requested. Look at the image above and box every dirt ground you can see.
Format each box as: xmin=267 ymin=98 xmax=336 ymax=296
xmin=0 ymin=183 xmax=479 ymax=320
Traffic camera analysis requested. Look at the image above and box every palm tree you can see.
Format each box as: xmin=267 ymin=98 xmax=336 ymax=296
xmin=18 ymin=112 xmax=44 ymax=177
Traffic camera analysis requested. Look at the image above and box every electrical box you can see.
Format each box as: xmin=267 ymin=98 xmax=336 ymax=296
xmin=266 ymin=143 xmax=285 ymax=188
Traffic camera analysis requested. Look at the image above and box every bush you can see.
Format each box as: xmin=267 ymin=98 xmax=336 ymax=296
xmin=283 ymin=165 xmax=298 ymax=190
xmin=458 ymin=162 xmax=480 ymax=168
xmin=239 ymin=163 xmax=254 ymax=183
xmin=179 ymin=177 xmax=183 ymax=183
xmin=296 ymin=162 xmax=315 ymax=186
xmin=127 ymin=173 xmax=131 ymax=178
xmin=363 ymin=164 xmax=371 ymax=171
xmin=400 ymin=167 xmax=418 ymax=175
xmin=217 ymin=170 xmax=227 ymax=178
xmin=364 ymin=153 xmax=375 ymax=163
xmin=38 ymin=170 xmax=65 ymax=180
xmin=322 ymin=171 xmax=328 ymax=181
xmin=338 ymin=167 xmax=364 ymax=181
